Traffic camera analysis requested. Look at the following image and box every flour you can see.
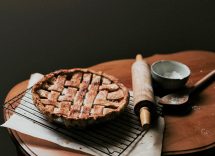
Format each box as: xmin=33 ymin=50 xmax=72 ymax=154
xmin=163 ymin=71 xmax=183 ymax=79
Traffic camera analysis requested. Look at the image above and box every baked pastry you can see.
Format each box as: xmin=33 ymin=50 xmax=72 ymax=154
xmin=32 ymin=68 xmax=129 ymax=127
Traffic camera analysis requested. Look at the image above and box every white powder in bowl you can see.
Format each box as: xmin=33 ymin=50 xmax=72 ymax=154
xmin=163 ymin=71 xmax=183 ymax=79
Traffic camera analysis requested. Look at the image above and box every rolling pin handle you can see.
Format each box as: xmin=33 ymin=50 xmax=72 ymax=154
xmin=136 ymin=54 xmax=143 ymax=61
xmin=140 ymin=107 xmax=150 ymax=129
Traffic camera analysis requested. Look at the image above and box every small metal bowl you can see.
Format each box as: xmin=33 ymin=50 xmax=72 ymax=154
xmin=151 ymin=60 xmax=191 ymax=90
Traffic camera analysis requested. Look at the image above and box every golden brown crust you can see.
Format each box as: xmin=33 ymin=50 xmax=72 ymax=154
xmin=32 ymin=68 xmax=129 ymax=127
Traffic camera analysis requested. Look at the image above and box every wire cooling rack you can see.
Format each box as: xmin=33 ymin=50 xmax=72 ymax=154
xmin=3 ymin=88 xmax=146 ymax=156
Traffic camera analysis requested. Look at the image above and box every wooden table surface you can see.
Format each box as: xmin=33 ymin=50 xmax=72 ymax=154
xmin=4 ymin=50 xmax=215 ymax=156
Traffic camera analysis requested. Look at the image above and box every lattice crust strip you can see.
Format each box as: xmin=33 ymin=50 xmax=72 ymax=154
xmin=32 ymin=68 xmax=129 ymax=127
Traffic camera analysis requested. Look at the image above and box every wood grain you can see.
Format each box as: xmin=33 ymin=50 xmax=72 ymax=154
xmin=3 ymin=50 xmax=215 ymax=155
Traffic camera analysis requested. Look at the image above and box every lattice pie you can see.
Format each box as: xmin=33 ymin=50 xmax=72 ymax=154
xmin=32 ymin=68 xmax=129 ymax=127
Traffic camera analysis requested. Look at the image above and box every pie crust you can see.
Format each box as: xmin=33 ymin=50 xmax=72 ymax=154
xmin=32 ymin=68 xmax=129 ymax=127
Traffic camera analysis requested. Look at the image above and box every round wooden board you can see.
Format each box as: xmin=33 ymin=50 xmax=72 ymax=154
xmin=3 ymin=50 xmax=215 ymax=156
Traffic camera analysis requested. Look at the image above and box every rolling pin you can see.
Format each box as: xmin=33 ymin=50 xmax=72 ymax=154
xmin=131 ymin=54 xmax=155 ymax=130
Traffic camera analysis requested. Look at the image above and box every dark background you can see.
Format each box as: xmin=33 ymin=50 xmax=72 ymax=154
xmin=0 ymin=0 xmax=215 ymax=155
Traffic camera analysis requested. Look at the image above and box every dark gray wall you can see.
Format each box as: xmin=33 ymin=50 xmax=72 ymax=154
xmin=0 ymin=0 xmax=215 ymax=155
